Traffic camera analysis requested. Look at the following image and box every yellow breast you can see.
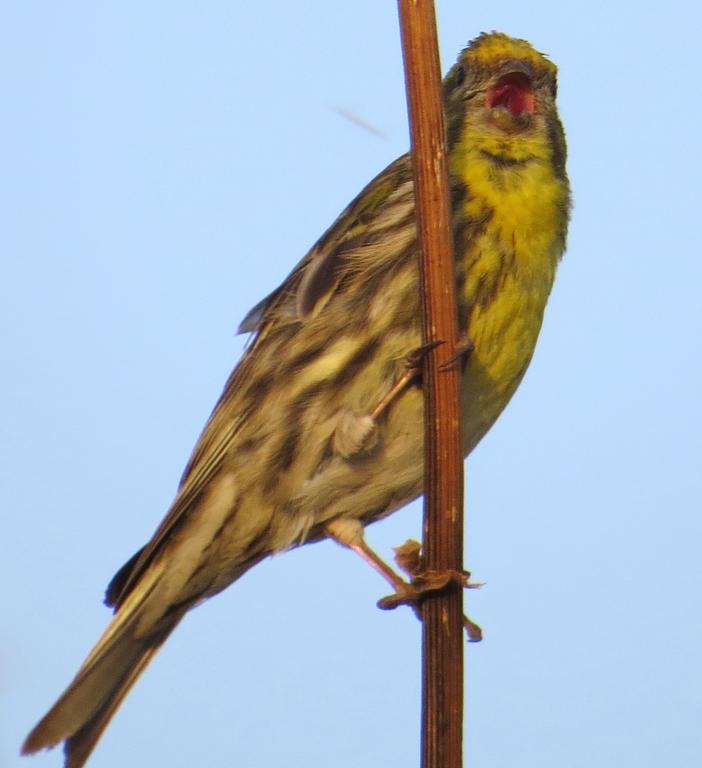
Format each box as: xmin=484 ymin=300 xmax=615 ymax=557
xmin=451 ymin=143 xmax=568 ymax=452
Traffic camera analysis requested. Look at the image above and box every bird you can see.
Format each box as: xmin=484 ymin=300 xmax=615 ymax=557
xmin=23 ymin=31 xmax=570 ymax=767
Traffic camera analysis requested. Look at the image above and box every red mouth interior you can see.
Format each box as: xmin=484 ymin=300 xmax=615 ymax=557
xmin=487 ymin=72 xmax=535 ymax=116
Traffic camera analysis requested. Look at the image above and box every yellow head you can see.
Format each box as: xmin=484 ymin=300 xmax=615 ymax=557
xmin=443 ymin=31 xmax=566 ymax=177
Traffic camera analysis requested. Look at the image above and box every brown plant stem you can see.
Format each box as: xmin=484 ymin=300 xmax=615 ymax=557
xmin=396 ymin=2 xmax=465 ymax=768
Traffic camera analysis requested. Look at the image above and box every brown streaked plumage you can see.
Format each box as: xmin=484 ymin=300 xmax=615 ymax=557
xmin=23 ymin=32 xmax=569 ymax=767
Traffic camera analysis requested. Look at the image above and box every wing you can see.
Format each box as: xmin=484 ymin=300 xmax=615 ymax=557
xmin=108 ymin=153 xmax=416 ymax=607
xmin=239 ymin=156 xmax=414 ymax=334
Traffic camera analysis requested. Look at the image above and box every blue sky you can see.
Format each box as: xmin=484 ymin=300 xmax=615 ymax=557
xmin=2 ymin=2 xmax=701 ymax=767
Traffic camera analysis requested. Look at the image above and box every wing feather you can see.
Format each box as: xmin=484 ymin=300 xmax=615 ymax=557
xmin=110 ymin=154 xmax=415 ymax=605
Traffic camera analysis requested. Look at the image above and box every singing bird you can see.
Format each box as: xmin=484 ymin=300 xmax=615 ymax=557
xmin=24 ymin=31 xmax=569 ymax=767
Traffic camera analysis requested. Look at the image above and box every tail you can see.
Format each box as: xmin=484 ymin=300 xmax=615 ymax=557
xmin=22 ymin=563 xmax=182 ymax=768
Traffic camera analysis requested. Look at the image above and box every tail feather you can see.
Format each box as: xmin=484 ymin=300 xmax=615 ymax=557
xmin=23 ymin=636 xmax=142 ymax=752
xmin=22 ymin=560 xmax=180 ymax=766
xmin=63 ymin=645 xmax=164 ymax=768
xmin=22 ymin=626 xmax=176 ymax=762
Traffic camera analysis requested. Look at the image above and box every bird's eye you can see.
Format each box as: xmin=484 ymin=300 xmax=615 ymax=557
xmin=455 ymin=66 xmax=465 ymax=86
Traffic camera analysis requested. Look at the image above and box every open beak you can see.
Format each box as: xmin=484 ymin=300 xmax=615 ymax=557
xmin=486 ymin=70 xmax=535 ymax=116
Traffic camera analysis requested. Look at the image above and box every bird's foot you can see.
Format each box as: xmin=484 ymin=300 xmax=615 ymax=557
xmin=377 ymin=539 xmax=484 ymax=642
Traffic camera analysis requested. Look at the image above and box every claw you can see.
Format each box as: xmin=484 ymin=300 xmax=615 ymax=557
xmin=404 ymin=339 xmax=444 ymax=371
xmin=438 ymin=335 xmax=475 ymax=372
xmin=463 ymin=615 xmax=483 ymax=643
